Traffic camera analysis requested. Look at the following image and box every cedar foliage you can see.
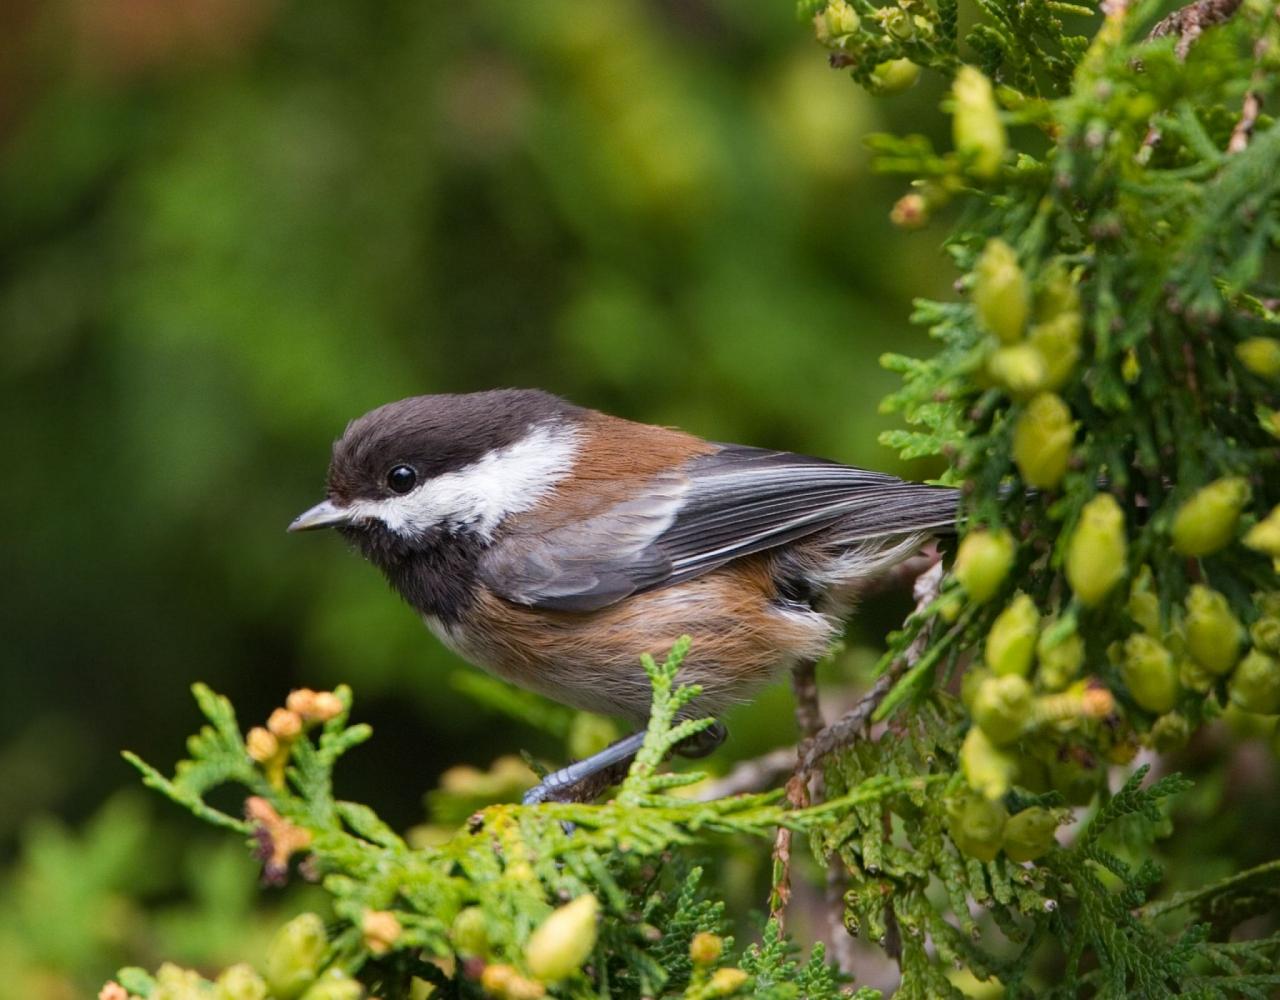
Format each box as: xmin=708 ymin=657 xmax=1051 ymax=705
xmin=109 ymin=0 xmax=1280 ymax=996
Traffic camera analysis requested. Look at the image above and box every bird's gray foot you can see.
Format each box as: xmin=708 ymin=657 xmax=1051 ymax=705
xmin=522 ymin=730 xmax=648 ymax=805
xmin=522 ymin=721 xmax=728 ymax=805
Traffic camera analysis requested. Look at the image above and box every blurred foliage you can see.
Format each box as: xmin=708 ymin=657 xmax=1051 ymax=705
xmin=112 ymin=645 xmax=919 ymax=998
xmin=0 ymin=0 xmax=941 ymax=854
xmin=0 ymin=790 xmax=325 ymax=999
xmin=1 ymin=1 xmax=946 ymax=993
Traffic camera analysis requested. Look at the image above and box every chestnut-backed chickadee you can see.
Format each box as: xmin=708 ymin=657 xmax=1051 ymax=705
xmin=290 ymin=389 xmax=959 ymax=803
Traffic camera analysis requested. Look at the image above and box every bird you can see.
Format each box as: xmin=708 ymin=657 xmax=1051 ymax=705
xmin=289 ymin=389 xmax=960 ymax=803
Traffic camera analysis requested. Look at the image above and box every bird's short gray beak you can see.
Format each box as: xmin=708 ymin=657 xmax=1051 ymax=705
xmin=288 ymin=499 xmax=351 ymax=533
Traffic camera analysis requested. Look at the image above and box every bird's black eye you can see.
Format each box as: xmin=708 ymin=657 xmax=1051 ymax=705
xmin=386 ymin=465 xmax=417 ymax=494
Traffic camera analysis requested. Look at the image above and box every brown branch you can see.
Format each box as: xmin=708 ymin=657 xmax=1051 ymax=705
xmin=1135 ymin=0 xmax=1246 ymax=156
xmin=1147 ymin=0 xmax=1244 ymax=59
xmin=766 ymin=557 xmax=944 ymax=967
xmin=699 ymin=554 xmax=942 ymax=802
xmin=799 ymin=561 xmax=945 ymax=776
xmin=790 ymin=658 xmax=826 ymax=741
xmin=769 ymin=658 xmax=827 ymax=927
xmin=1228 ymin=39 xmax=1268 ymax=155
xmin=1229 ymin=89 xmax=1263 ymax=154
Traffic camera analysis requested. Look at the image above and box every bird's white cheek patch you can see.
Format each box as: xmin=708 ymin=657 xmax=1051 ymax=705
xmin=346 ymin=423 xmax=580 ymax=540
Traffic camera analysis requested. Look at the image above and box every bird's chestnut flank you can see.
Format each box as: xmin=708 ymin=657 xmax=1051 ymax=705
xmin=290 ymin=389 xmax=960 ymax=803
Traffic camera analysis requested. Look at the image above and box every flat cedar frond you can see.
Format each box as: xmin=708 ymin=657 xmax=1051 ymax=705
xmin=119 ymin=648 xmax=912 ymax=998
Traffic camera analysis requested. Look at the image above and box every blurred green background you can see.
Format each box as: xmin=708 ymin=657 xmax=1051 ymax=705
xmin=0 ymin=0 xmax=958 ymax=992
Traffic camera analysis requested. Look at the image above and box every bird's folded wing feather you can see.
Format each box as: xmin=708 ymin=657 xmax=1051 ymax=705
xmin=479 ymin=445 xmax=959 ymax=612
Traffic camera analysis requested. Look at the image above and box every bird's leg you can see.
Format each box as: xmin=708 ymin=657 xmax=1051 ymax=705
xmin=522 ymin=730 xmax=647 ymax=805
xmin=522 ymin=721 xmax=728 ymax=805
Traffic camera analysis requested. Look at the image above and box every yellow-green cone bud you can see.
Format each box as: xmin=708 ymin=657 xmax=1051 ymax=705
xmin=961 ymin=726 xmax=1018 ymax=799
xmin=153 ymin=965 xmax=204 ymax=1000
xmin=1036 ymin=261 xmax=1080 ymax=321
xmin=987 ymin=344 xmax=1046 ymax=398
xmin=1185 ymin=585 xmax=1244 ymax=675
xmin=952 ymin=67 xmax=1007 ymax=179
xmin=689 ymin=932 xmax=724 ymax=967
xmin=973 ymin=239 xmax=1029 ymax=344
xmin=1028 ymin=312 xmax=1082 ymax=390
xmin=1121 ymin=349 xmax=1141 ymax=384
xmin=1013 ymin=392 xmax=1074 ymax=489
xmin=946 ymin=793 xmax=1008 ymax=862
xmin=451 ymin=905 xmax=489 ymax=958
xmin=1236 ymin=337 xmax=1280 ymax=378
xmin=299 ymin=970 xmax=362 ymax=1000
xmin=961 ymin=666 xmax=993 ymax=712
xmin=1229 ymin=649 xmax=1280 ymax=715
xmin=526 ymin=894 xmax=600 ymax=982
xmin=1037 ymin=626 xmax=1084 ymax=691
xmin=1149 ymin=712 xmax=1191 ymax=752
xmin=972 ymin=674 xmax=1033 ymax=745
xmin=1179 ymin=656 xmax=1215 ymax=694
xmin=1171 ymin=477 xmax=1251 ymax=556
xmin=707 ymin=969 xmax=750 ymax=997
xmin=1001 ymin=807 xmax=1058 ymax=862
xmin=266 ymin=913 xmax=327 ymax=1000
xmin=986 ymin=593 xmax=1039 ymax=677
xmin=1066 ymin=495 xmax=1127 ymax=606
xmin=215 ymin=965 xmax=268 ymax=1000
xmin=871 ymin=58 xmax=920 ymax=94
xmin=1252 ymin=613 xmax=1280 ymax=655
xmin=955 ymin=530 xmax=1015 ymax=604
xmin=1128 ymin=566 xmax=1161 ymax=636
xmin=1244 ymin=504 xmax=1280 ymax=557
xmin=881 ymin=7 xmax=916 ymax=39
xmin=1121 ymin=634 xmax=1179 ymax=714
xmin=821 ymin=0 xmax=860 ymax=38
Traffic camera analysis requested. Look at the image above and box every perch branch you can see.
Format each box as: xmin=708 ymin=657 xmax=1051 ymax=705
xmin=1147 ymin=0 xmax=1244 ymax=59
xmin=769 ymin=658 xmax=826 ymax=926
xmin=799 ymin=560 xmax=945 ymax=777
xmin=1136 ymin=0 xmax=1245 ymax=157
xmin=1228 ymin=39 xmax=1268 ymax=155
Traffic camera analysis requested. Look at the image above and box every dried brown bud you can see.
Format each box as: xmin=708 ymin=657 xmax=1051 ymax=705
xmin=690 ymin=931 xmax=724 ymax=966
xmin=890 ymin=192 xmax=928 ymax=229
xmin=286 ymin=688 xmax=319 ymax=716
xmin=1081 ymin=686 xmax=1115 ymax=719
xmin=362 ymin=909 xmax=404 ymax=956
xmin=267 ymin=708 xmax=303 ymax=740
xmin=310 ymin=691 xmax=344 ymax=721
xmin=481 ymin=964 xmax=546 ymax=1000
xmin=246 ymin=726 xmax=279 ymax=763
xmin=287 ymin=688 xmax=344 ymax=723
xmin=246 ymin=796 xmax=313 ymax=885
xmin=707 ymin=968 xmax=750 ymax=996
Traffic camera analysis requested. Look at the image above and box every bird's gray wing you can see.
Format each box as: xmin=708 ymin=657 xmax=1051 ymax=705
xmin=479 ymin=445 xmax=959 ymax=612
